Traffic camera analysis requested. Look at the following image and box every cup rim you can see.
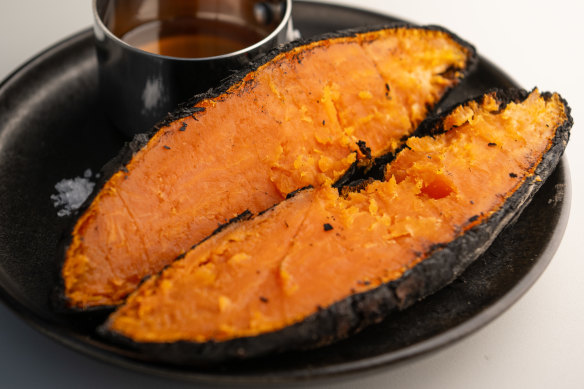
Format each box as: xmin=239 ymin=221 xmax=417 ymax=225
xmin=92 ymin=0 xmax=292 ymax=61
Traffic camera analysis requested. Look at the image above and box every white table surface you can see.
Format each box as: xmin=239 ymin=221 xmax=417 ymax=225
xmin=0 ymin=1 xmax=582 ymax=388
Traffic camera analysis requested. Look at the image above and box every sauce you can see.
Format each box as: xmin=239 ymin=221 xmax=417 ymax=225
xmin=122 ymin=17 xmax=266 ymax=58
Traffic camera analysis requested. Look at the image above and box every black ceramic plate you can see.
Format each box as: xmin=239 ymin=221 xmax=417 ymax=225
xmin=0 ymin=1 xmax=570 ymax=385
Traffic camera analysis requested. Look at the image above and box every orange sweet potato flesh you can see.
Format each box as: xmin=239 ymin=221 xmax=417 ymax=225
xmin=61 ymin=27 xmax=474 ymax=308
xmin=106 ymin=90 xmax=568 ymax=344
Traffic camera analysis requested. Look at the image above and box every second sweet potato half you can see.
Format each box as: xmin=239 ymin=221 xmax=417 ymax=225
xmin=58 ymin=25 xmax=476 ymax=309
xmin=102 ymin=89 xmax=571 ymax=364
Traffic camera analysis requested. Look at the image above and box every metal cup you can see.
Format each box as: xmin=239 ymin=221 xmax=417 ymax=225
xmin=93 ymin=0 xmax=296 ymax=138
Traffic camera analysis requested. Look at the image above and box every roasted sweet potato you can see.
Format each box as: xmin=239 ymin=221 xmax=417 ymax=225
xmin=102 ymin=89 xmax=571 ymax=364
xmin=58 ymin=25 xmax=476 ymax=309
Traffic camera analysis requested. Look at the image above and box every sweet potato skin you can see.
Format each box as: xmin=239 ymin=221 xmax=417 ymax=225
xmin=55 ymin=23 xmax=477 ymax=311
xmin=99 ymin=89 xmax=571 ymax=364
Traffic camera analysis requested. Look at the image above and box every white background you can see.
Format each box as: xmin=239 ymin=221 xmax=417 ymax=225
xmin=0 ymin=1 xmax=583 ymax=388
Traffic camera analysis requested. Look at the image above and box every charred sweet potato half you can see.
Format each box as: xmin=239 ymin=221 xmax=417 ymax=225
xmin=58 ymin=25 xmax=476 ymax=309
xmin=101 ymin=89 xmax=571 ymax=364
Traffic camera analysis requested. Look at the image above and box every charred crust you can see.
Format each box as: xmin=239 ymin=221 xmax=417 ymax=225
xmin=356 ymin=140 xmax=372 ymax=160
xmin=332 ymin=155 xmax=364 ymax=189
xmin=157 ymin=105 xmax=205 ymax=128
xmin=285 ymin=185 xmax=313 ymax=199
xmin=212 ymin=210 xmax=254 ymax=237
xmin=438 ymin=64 xmax=461 ymax=80
xmin=412 ymin=88 xmax=534 ymax=139
xmin=256 ymin=204 xmax=279 ymax=217
xmin=176 ymin=210 xmax=257 ymax=258
xmin=137 ymin=274 xmax=153 ymax=288
xmin=323 ymin=223 xmax=334 ymax=231
xmin=367 ymin=152 xmax=398 ymax=181
xmin=340 ymin=177 xmax=375 ymax=196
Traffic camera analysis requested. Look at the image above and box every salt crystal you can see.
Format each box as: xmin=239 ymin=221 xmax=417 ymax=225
xmin=51 ymin=169 xmax=96 ymax=217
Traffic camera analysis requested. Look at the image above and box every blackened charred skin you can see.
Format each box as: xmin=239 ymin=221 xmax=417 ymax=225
xmin=357 ymin=140 xmax=372 ymax=160
xmin=438 ymin=64 xmax=461 ymax=80
xmin=256 ymin=204 xmax=279 ymax=218
xmin=173 ymin=209 xmax=257 ymax=260
xmin=340 ymin=177 xmax=375 ymax=196
xmin=493 ymin=89 xmax=529 ymax=113
xmin=332 ymin=156 xmax=364 ymax=189
xmin=212 ymin=210 xmax=254 ymax=237
xmin=257 ymin=186 xmax=315 ymax=218
xmin=413 ymin=88 xmax=533 ymax=139
xmin=286 ymin=185 xmax=313 ymax=200
xmin=323 ymin=223 xmax=334 ymax=231
xmin=157 ymin=106 xmax=205 ymax=129
xmin=367 ymin=152 xmax=397 ymax=181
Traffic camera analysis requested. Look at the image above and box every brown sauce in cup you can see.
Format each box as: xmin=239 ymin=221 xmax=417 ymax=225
xmin=122 ymin=17 xmax=266 ymax=58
